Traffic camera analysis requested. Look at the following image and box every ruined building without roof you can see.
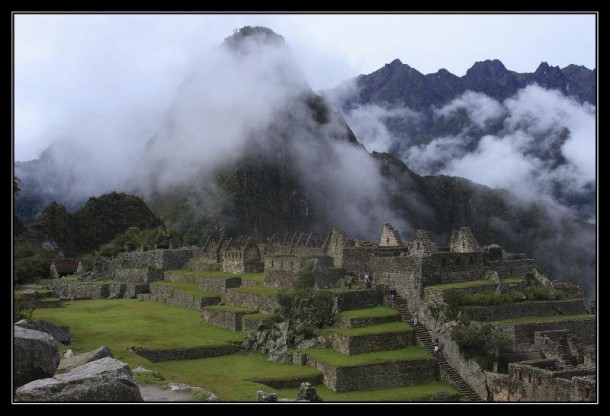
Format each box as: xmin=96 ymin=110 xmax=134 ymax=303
xmin=39 ymin=222 xmax=596 ymax=402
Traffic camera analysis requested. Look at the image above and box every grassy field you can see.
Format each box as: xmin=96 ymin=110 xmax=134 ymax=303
xmin=500 ymin=277 xmax=525 ymax=284
xmin=32 ymin=299 xmax=242 ymax=351
xmin=305 ymin=346 xmax=431 ymax=367
xmin=326 ymin=321 xmax=412 ymax=337
xmin=490 ymin=314 xmax=595 ymax=325
xmin=150 ymin=281 xmax=222 ymax=298
xmin=32 ymin=299 xmax=321 ymax=401
xmin=338 ymin=306 xmax=400 ymax=319
xmin=275 ymin=381 xmax=460 ymax=402
xmin=242 ymin=312 xmax=273 ymax=320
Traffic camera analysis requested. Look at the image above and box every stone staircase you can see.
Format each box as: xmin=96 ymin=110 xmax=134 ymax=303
xmin=387 ymin=292 xmax=486 ymax=402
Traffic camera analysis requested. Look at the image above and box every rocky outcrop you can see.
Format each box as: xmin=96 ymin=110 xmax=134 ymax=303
xmin=15 ymin=320 xmax=71 ymax=344
xmin=15 ymin=357 xmax=143 ymax=402
xmin=14 ymin=326 xmax=60 ymax=389
xmin=56 ymin=346 xmax=114 ymax=373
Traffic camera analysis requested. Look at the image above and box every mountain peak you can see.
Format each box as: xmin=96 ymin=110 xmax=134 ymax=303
xmin=466 ymin=59 xmax=508 ymax=77
xmin=223 ymin=26 xmax=285 ymax=49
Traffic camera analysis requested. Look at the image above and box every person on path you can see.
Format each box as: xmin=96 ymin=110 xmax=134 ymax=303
xmin=364 ymin=274 xmax=372 ymax=289
xmin=433 ymin=343 xmax=439 ymax=359
xmin=413 ymin=313 xmax=418 ymax=327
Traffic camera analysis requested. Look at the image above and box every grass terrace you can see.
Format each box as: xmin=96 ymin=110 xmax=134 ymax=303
xmin=326 ymin=321 xmax=412 ymax=337
xmin=276 ymin=381 xmax=460 ymax=402
xmin=243 ymin=312 xmax=274 ymax=320
xmin=489 ymin=314 xmax=595 ymax=325
xmin=338 ymin=306 xmax=400 ymax=319
xmin=305 ymin=346 xmax=431 ymax=367
xmin=428 ymin=279 xmax=496 ymax=290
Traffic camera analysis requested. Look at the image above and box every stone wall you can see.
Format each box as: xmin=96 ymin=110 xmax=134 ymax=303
xmin=115 ymin=249 xmax=193 ymax=271
xmin=164 ymin=273 xmax=241 ymax=292
xmin=492 ymin=260 xmax=535 ymax=278
xmin=487 ymin=318 xmax=596 ymax=346
xmin=326 ymin=330 xmax=414 ymax=355
xmin=134 ymin=344 xmax=240 ymax=362
xmin=308 ymin=357 xmax=437 ymax=392
xmin=333 ymin=289 xmax=383 ymax=312
xmin=149 ymin=285 xmax=221 ymax=310
xmin=379 ymin=223 xmax=403 ymax=246
xmin=337 ymin=313 xmax=400 ymax=329
xmin=200 ymin=308 xmax=255 ymax=331
xmin=252 ymin=374 xmax=324 ymax=390
xmin=40 ymin=280 xmax=109 ymax=300
xmin=114 ymin=268 xmax=164 ymax=284
xmin=226 ymin=291 xmax=279 ymax=314
xmin=264 ymin=255 xmax=299 ymax=289
xmin=449 ymin=227 xmax=480 ymax=253
xmin=242 ymin=314 xmax=274 ymax=333
xmin=507 ymin=360 xmax=596 ymax=402
xmin=463 ymin=300 xmax=586 ymax=322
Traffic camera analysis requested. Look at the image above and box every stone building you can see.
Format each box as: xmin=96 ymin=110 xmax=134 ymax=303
xmin=50 ymin=259 xmax=83 ymax=278
xmin=222 ymin=238 xmax=263 ymax=274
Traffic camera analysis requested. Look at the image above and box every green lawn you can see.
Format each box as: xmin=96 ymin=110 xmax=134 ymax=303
xmin=31 ymin=299 xmax=323 ymax=401
xmin=490 ymin=314 xmax=595 ymax=325
xmin=204 ymin=305 xmax=258 ymax=314
xmin=276 ymin=381 xmax=460 ymax=402
xmin=305 ymin=346 xmax=431 ymax=367
xmin=326 ymin=321 xmax=412 ymax=337
xmin=500 ymin=276 xmax=525 ymax=284
xmin=338 ymin=306 xmax=400 ymax=319
xmin=241 ymin=272 xmax=265 ymax=282
xmin=427 ymin=279 xmax=496 ymax=290
xmin=32 ymin=299 xmax=242 ymax=350
xmin=229 ymin=286 xmax=279 ymax=296
xmin=61 ymin=275 xmax=81 ymax=282
xmin=150 ymin=281 xmax=222 ymax=298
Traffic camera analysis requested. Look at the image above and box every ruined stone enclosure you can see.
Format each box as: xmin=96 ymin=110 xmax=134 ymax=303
xmin=33 ymin=222 xmax=595 ymax=402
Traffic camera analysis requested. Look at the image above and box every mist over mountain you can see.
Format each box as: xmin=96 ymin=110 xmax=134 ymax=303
xmin=14 ymin=27 xmax=596 ymax=299
xmin=323 ymin=59 xmax=596 ymax=223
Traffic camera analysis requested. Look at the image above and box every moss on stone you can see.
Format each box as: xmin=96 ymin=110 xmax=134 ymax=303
xmin=338 ymin=306 xmax=400 ymax=319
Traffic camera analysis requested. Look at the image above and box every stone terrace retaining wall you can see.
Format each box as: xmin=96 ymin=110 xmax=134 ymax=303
xmin=164 ymin=273 xmax=241 ymax=292
xmin=226 ymin=291 xmax=279 ymax=314
xmin=463 ymin=300 xmax=586 ymax=322
xmin=327 ymin=330 xmax=415 ymax=355
xmin=40 ymin=280 xmax=108 ymax=300
xmin=308 ymin=357 xmax=437 ymax=392
xmin=337 ymin=313 xmax=400 ymax=329
xmin=134 ymin=344 xmax=240 ymax=362
xmin=115 ymin=249 xmax=193 ymax=271
xmin=242 ymin=314 xmax=275 ymax=332
xmin=487 ymin=318 xmax=596 ymax=346
xmin=201 ymin=308 xmax=255 ymax=331
xmin=114 ymin=268 xmax=164 ymax=284
xmin=252 ymin=374 xmax=324 ymax=390
xmin=149 ymin=285 xmax=221 ymax=310
xmin=333 ymin=289 xmax=383 ymax=312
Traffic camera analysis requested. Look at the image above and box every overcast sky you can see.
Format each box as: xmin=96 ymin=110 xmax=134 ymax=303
xmin=14 ymin=13 xmax=596 ymax=161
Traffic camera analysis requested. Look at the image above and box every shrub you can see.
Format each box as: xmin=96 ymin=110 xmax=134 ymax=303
xmin=133 ymin=370 xmax=166 ymax=385
xmin=451 ymin=324 xmax=511 ymax=370
xmin=293 ymin=270 xmax=315 ymax=289
xmin=14 ymin=298 xmax=35 ymax=322
xmin=277 ymin=289 xmax=335 ymax=329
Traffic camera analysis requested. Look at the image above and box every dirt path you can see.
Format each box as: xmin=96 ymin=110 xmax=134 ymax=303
xmin=138 ymin=385 xmax=195 ymax=402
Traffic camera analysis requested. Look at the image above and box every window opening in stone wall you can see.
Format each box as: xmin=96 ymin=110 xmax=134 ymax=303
xmin=585 ymin=388 xmax=590 ymax=398
xmin=280 ymin=261 xmax=283 ymax=268
xmin=529 ymin=374 xmax=532 ymax=383
xmin=518 ymin=372 xmax=522 ymax=380
xmin=271 ymin=260 xmax=274 ymax=267
xmin=537 ymin=377 xmax=541 ymax=386
xmin=386 ymin=238 xmax=390 ymax=245
xmin=462 ymin=241 xmax=465 ymax=249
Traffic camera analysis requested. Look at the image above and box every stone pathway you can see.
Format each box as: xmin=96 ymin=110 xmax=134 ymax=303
xmin=138 ymin=385 xmax=194 ymax=402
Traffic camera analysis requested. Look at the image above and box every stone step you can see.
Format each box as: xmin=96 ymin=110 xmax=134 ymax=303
xmin=325 ymin=322 xmax=416 ymax=355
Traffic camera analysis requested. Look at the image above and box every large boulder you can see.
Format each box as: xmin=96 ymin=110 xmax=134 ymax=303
xmin=57 ymin=346 xmax=113 ymax=373
xmin=14 ymin=326 xmax=60 ymax=389
xmin=15 ymin=357 xmax=143 ymax=402
xmin=15 ymin=320 xmax=71 ymax=344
